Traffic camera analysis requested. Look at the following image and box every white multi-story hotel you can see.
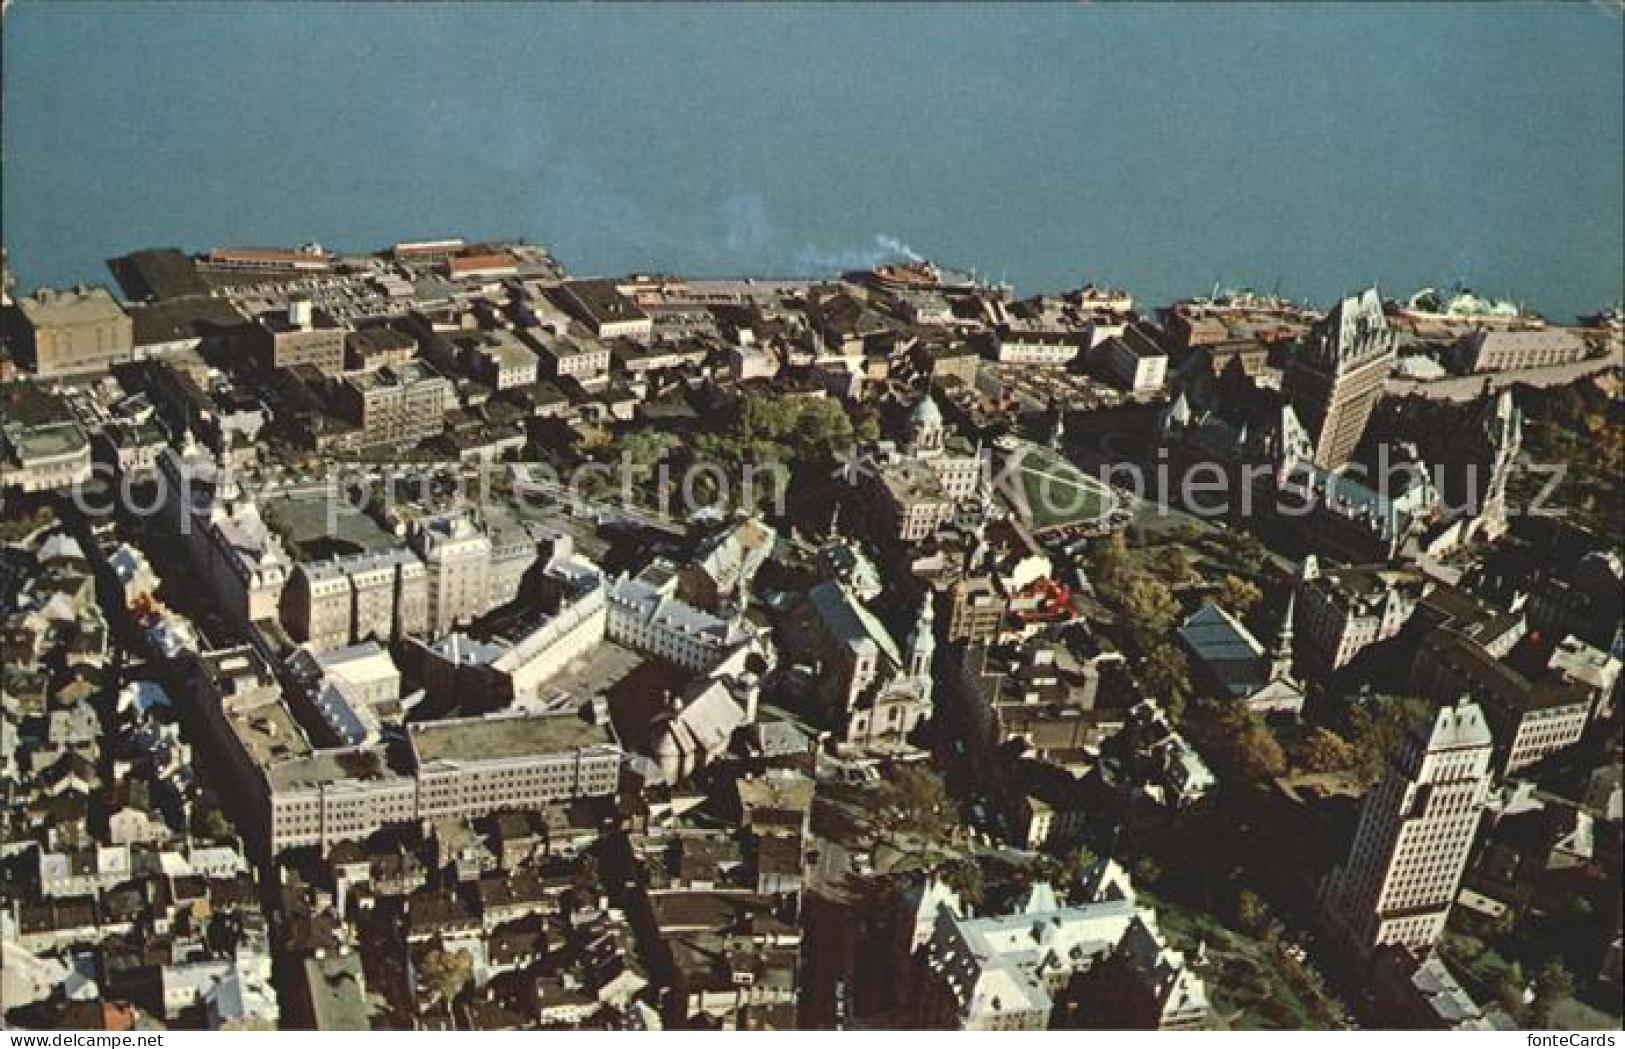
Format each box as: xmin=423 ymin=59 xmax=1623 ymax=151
xmin=1320 ymin=699 xmax=1494 ymax=962
xmin=284 ymin=548 xmax=428 ymax=651
xmin=157 ymin=443 xmax=290 ymax=628
xmin=288 ymin=559 xmax=352 ymax=651
xmin=410 ymin=512 xmax=494 ymax=636
xmin=406 ymin=512 xmax=545 ymax=637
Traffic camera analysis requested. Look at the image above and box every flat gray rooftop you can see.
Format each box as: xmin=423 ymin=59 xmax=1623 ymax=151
xmin=409 ymin=711 xmax=614 ymax=764
xmin=262 ymin=491 xmax=399 ymax=558
xmin=513 ymin=637 xmax=645 ymax=711
xmin=267 ymin=748 xmax=401 ymax=791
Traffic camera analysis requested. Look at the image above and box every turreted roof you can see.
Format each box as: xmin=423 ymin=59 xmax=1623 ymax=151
xmin=910 ymin=395 xmax=944 ymax=427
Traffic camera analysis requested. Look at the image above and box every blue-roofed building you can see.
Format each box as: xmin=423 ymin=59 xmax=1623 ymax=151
xmin=1178 ymin=602 xmax=1268 ymax=699
xmin=1177 ymin=597 xmax=1305 ymax=716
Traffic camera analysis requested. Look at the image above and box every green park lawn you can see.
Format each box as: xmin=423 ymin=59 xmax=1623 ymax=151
xmin=1012 ymin=445 xmax=1114 ymax=529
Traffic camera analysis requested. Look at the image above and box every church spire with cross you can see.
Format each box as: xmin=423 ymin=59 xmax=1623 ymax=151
xmin=1270 ymin=587 xmax=1296 ymax=682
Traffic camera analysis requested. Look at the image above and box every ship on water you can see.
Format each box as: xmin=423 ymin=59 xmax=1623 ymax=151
xmin=866 ymin=258 xmax=983 ymax=295
xmin=1396 ymin=284 xmax=1541 ymax=325
xmin=1176 ymin=284 xmax=1321 ymax=321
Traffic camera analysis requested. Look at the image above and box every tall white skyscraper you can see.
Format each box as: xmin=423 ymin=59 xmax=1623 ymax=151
xmin=1320 ymin=698 xmax=1494 ymax=961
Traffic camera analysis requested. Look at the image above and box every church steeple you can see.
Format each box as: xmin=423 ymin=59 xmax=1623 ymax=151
xmin=907 ymin=592 xmax=936 ymax=682
xmin=1270 ymin=588 xmax=1296 ymax=682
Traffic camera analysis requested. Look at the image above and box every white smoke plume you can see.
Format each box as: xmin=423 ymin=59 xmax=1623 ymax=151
xmin=874 ymin=234 xmax=924 ymax=263
xmin=794 ymin=233 xmax=926 ymax=273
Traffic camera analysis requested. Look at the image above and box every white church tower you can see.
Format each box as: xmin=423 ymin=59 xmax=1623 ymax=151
xmin=906 ymin=592 xmax=937 ymax=702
